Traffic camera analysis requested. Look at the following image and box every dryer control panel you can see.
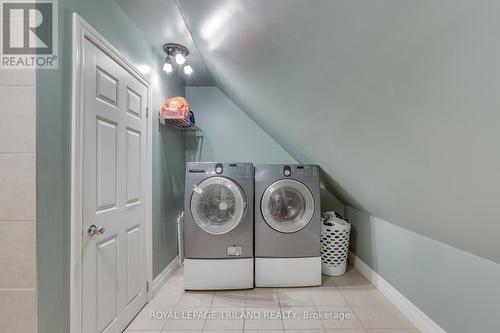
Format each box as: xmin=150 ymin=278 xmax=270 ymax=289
xmin=280 ymin=165 xmax=318 ymax=177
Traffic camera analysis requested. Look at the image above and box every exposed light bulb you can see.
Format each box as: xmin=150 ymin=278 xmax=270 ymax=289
xmin=163 ymin=62 xmax=172 ymax=73
xmin=175 ymin=53 xmax=185 ymax=65
xmin=183 ymin=65 xmax=193 ymax=75
xmin=163 ymin=57 xmax=172 ymax=73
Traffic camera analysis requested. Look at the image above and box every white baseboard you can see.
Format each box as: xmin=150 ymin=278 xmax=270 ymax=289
xmin=349 ymin=252 xmax=446 ymax=333
xmin=152 ymin=255 xmax=179 ymax=297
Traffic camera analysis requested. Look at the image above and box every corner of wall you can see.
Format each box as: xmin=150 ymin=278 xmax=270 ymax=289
xmin=346 ymin=206 xmax=500 ymax=333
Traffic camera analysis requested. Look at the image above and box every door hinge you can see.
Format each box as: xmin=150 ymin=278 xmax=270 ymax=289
xmin=146 ymin=281 xmax=150 ymax=292
xmin=146 ymin=107 xmax=149 ymax=118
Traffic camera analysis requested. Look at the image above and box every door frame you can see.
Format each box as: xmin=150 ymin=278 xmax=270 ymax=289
xmin=70 ymin=13 xmax=153 ymax=333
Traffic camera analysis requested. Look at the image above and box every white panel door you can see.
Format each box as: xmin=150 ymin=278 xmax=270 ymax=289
xmin=82 ymin=39 xmax=148 ymax=333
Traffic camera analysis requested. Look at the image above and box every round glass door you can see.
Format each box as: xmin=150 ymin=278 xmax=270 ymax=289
xmin=190 ymin=177 xmax=246 ymax=235
xmin=261 ymin=179 xmax=314 ymax=233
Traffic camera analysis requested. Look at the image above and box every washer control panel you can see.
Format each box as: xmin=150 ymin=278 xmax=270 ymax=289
xmin=187 ymin=162 xmax=253 ymax=178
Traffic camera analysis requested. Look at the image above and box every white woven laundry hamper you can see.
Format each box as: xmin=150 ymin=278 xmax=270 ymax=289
xmin=321 ymin=212 xmax=351 ymax=276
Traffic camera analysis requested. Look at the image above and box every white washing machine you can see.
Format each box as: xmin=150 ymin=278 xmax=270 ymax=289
xmin=183 ymin=162 xmax=254 ymax=290
xmin=254 ymin=164 xmax=321 ymax=287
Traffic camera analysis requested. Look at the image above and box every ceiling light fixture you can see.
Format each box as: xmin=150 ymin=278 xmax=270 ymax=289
xmin=162 ymin=43 xmax=192 ymax=76
xmin=163 ymin=57 xmax=172 ymax=73
xmin=183 ymin=64 xmax=193 ymax=75
xmin=175 ymin=53 xmax=185 ymax=65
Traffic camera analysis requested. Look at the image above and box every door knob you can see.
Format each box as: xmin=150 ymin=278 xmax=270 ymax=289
xmin=88 ymin=224 xmax=105 ymax=236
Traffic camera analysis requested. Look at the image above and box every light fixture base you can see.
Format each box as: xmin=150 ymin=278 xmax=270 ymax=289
xmin=163 ymin=43 xmax=189 ymax=57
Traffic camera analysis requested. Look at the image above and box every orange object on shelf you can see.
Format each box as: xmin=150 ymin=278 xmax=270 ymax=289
xmin=162 ymin=97 xmax=189 ymax=118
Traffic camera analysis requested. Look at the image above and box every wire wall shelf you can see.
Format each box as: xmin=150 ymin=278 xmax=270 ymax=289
xmin=159 ymin=112 xmax=201 ymax=132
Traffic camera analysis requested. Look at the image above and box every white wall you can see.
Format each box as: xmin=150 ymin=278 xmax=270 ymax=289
xmin=0 ymin=69 xmax=37 ymax=332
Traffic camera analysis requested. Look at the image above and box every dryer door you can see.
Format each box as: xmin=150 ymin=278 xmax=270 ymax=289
xmin=261 ymin=179 xmax=315 ymax=233
xmin=190 ymin=177 xmax=246 ymax=235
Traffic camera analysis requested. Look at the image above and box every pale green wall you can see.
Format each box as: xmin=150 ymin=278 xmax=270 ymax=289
xmin=185 ymin=86 xmax=345 ymax=215
xmin=36 ymin=1 xmax=184 ymax=332
xmin=178 ymin=0 xmax=500 ymax=264
xmin=347 ymin=207 xmax=500 ymax=333
xmin=152 ymin=73 xmax=185 ymax=279
xmin=185 ymin=86 xmax=297 ymax=164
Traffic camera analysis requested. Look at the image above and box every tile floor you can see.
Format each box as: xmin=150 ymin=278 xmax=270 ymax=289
xmin=125 ymin=265 xmax=420 ymax=333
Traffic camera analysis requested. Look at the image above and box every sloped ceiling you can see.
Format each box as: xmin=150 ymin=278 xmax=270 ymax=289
xmin=115 ymin=0 xmax=214 ymax=86
xmin=177 ymin=0 xmax=500 ymax=264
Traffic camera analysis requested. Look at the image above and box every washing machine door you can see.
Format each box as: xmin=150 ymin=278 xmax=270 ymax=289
xmin=190 ymin=177 xmax=247 ymax=235
xmin=261 ymin=179 xmax=315 ymax=233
